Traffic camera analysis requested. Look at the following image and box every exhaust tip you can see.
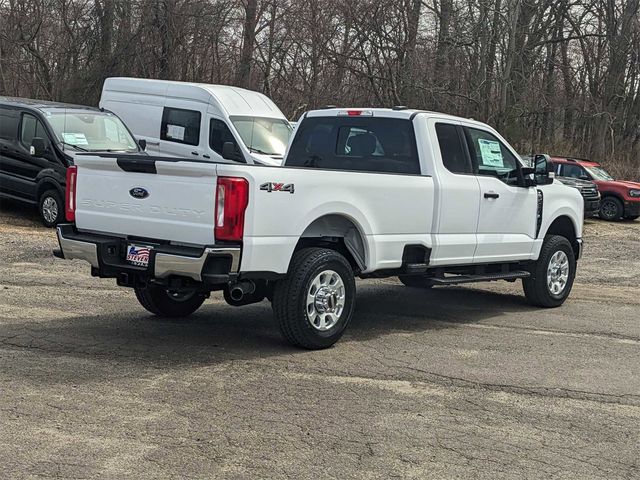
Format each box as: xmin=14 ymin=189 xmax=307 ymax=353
xmin=229 ymin=287 xmax=244 ymax=302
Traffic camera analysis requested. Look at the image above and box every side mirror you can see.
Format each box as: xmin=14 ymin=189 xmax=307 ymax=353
xmin=222 ymin=141 xmax=245 ymax=163
xmin=534 ymin=154 xmax=555 ymax=185
xmin=138 ymin=139 xmax=147 ymax=151
xmin=30 ymin=137 xmax=49 ymax=157
xmin=520 ymin=166 xmax=536 ymax=187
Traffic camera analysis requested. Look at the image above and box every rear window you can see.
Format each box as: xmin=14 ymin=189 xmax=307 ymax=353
xmin=286 ymin=117 xmax=420 ymax=174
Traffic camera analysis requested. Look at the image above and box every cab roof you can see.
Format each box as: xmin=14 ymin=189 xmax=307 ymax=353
xmin=0 ymin=96 xmax=101 ymax=114
xmin=551 ymin=156 xmax=602 ymax=167
xmin=304 ymin=107 xmax=493 ymax=129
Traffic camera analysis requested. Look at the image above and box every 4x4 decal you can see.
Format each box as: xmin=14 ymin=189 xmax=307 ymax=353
xmin=260 ymin=182 xmax=295 ymax=194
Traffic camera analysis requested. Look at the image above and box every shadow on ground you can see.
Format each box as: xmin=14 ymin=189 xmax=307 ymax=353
xmin=0 ymin=283 xmax=536 ymax=378
xmin=0 ymin=198 xmax=41 ymax=227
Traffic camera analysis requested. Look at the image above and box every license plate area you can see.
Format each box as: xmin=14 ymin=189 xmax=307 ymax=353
xmin=126 ymin=244 xmax=152 ymax=268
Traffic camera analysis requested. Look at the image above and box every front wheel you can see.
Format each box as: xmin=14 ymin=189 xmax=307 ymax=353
xmin=599 ymin=197 xmax=623 ymax=221
xmin=272 ymin=248 xmax=356 ymax=349
xmin=134 ymin=285 xmax=206 ymax=317
xmin=523 ymin=235 xmax=576 ymax=308
xmin=38 ymin=189 xmax=65 ymax=227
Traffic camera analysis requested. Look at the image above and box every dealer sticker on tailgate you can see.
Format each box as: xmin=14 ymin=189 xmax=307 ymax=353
xmin=126 ymin=244 xmax=152 ymax=267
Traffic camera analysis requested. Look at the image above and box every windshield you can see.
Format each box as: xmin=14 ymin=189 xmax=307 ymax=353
xmin=230 ymin=116 xmax=292 ymax=156
xmin=585 ymin=165 xmax=614 ymax=181
xmin=44 ymin=110 xmax=138 ymax=152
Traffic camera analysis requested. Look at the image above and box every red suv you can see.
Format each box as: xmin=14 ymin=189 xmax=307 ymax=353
xmin=551 ymin=157 xmax=640 ymax=221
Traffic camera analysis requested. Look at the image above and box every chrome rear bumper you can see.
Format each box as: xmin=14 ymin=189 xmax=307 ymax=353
xmin=55 ymin=225 xmax=240 ymax=283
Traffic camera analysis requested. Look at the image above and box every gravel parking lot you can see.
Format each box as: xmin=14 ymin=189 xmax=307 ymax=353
xmin=0 ymin=200 xmax=639 ymax=479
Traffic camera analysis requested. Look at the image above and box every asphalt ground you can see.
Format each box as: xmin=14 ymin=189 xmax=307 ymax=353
xmin=0 ymin=199 xmax=638 ymax=479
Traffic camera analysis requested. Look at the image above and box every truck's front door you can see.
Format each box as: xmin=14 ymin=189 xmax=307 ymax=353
xmin=464 ymin=126 xmax=537 ymax=263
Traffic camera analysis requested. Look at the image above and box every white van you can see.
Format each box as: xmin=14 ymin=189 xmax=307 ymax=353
xmin=99 ymin=77 xmax=292 ymax=166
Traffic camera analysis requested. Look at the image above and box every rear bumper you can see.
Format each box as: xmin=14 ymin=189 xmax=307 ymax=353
xmin=55 ymin=224 xmax=240 ymax=285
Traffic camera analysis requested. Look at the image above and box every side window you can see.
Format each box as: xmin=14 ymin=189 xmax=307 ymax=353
xmin=209 ymin=119 xmax=239 ymax=155
xmin=560 ymin=163 xmax=588 ymax=179
xmin=161 ymin=107 xmax=201 ymax=146
xmin=435 ymin=123 xmax=472 ymax=174
xmin=0 ymin=107 xmax=19 ymax=140
xmin=465 ymin=127 xmax=520 ymax=185
xmin=20 ymin=114 xmax=48 ymax=148
xmin=20 ymin=114 xmax=37 ymax=147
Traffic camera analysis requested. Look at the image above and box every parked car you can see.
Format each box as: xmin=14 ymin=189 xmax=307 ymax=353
xmin=521 ymin=154 xmax=600 ymax=217
xmin=55 ymin=108 xmax=584 ymax=349
xmin=551 ymin=156 xmax=640 ymax=221
xmin=100 ymin=77 xmax=293 ymax=166
xmin=555 ymin=176 xmax=600 ymax=217
xmin=0 ymin=97 xmax=144 ymax=226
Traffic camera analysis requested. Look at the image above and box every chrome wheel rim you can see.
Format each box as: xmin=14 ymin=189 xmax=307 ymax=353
xmin=547 ymin=251 xmax=569 ymax=296
xmin=306 ymin=270 xmax=346 ymax=331
xmin=42 ymin=196 xmax=59 ymax=223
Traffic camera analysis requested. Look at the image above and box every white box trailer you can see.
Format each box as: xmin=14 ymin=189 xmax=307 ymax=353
xmin=100 ymin=77 xmax=292 ymax=166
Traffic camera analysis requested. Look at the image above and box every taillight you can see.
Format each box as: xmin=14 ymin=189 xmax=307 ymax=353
xmin=215 ymin=177 xmax=249 ymax=241
xmin=65 ymin=166 xmax=78 ymax=222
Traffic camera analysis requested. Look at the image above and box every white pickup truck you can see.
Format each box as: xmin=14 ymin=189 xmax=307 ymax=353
xmin=55 ymin=108 xmax=584 ymax=349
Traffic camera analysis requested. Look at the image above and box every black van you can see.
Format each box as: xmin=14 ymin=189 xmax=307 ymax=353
xmin=0 ymin=97 xmax=144 ymax=226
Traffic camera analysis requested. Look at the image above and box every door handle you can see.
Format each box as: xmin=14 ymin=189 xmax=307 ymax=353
xmin=484 ymin=192 xmax=500 ymax=199
xmin=191 ymin=151 xmax=199 ymax=156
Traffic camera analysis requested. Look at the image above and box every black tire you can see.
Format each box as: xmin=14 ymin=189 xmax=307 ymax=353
xmin=624 ymin=215 xmax=639 ymax=221
xmin=134 ymin=284 xmax=206 ymax=318
xmin=38 ymin=189 xmax=65 ymax=228
xmin=272 ymin=248 xmax=356 ymax=349
xmin=398 ymin=275 xmax=433 ymax=289
xmin=523 ymin=235 xmax=576 ymax=308
xmin=599 ymin=197 xmax=623 ymax=221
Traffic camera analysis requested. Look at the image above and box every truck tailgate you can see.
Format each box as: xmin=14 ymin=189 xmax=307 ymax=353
xmin=74 ymin=155 xmax=217 ymax=245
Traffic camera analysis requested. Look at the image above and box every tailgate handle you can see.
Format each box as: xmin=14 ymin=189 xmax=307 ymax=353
xmin=117 ymin=158 xmax=157 ymax=174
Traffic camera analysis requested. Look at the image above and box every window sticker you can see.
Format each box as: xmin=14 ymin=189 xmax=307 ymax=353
xmin=166 ymin=124 xmax=185 ymax=141
xmin=478 ymin=139 xmax=504 ymax=167
xmin=62 ymin=132 xmax=89 ymax=145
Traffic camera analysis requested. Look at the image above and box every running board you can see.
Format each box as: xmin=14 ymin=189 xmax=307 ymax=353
xmin=430 ymin=271 xmax=530 ymax=285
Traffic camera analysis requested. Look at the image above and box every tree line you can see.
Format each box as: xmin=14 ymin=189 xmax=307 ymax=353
xmin=1 ymin=0 xmax=639 ymax=178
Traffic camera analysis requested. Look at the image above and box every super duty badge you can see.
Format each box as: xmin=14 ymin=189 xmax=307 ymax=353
xmin=260 ymin=182 xmax=295 ymax=194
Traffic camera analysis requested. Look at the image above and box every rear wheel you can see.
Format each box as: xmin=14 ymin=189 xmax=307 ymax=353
xmin=599 ymin=197 xmax=623 ymax=221
xmin=523 ymin=235 xmax=576 ymax=308
xmin=134 ymin=284 xmax=206 ymax=317
xmin=272 ymin=248 xmax=355 ymax=349
xmin=38 ymin=189 xmax=64 ymax=227
xmin=398 ymin=275 xmax=433 ymax=289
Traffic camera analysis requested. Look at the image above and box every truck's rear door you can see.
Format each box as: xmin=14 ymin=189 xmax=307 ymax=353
xmin=73 ymin=155 xmax=218 ymax=245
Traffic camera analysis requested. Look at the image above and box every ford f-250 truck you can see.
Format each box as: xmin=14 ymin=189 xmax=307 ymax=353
xmin=54 ymin=108 xmax=584 ymax=349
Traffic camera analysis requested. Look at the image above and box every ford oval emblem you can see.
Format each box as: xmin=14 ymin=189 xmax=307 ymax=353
xmin=129 ymin=187 xmax=149 ymax=199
